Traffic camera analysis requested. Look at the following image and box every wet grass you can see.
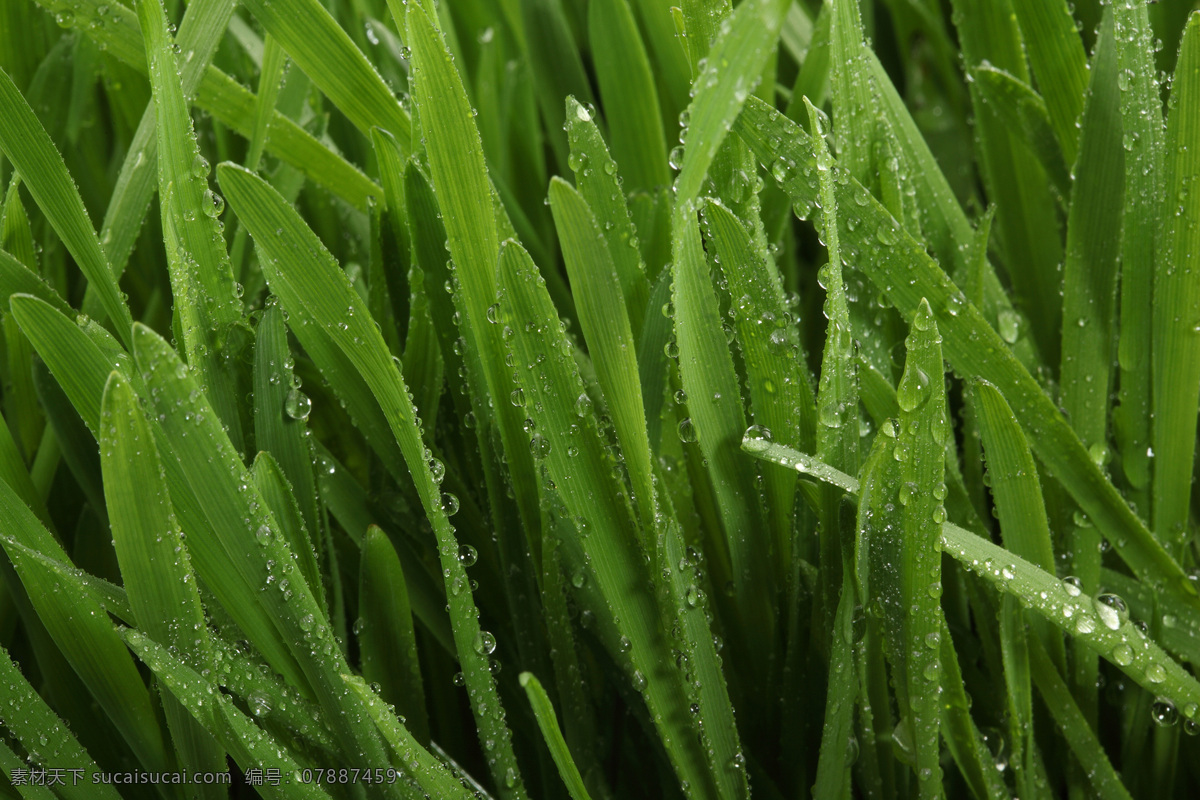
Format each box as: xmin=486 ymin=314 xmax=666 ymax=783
xmin=2 ymin=0 xmax=1200 ymax=798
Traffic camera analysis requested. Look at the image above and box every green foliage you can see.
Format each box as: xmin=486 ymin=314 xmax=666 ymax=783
xmin=3 ymin=0 xmax=1200 ymax=798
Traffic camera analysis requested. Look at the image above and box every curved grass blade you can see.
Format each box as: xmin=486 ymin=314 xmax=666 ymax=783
xmin=121 ymin=628 xmax=335 ymax=800
xmin=812 ymin=564 xmax=858 ymax=798
xmin=240 ymin=0 xmax=410 ymax=150
xmin=219 ymin=163 xmax=527 ymax=800
xmin=0 ymin=248 xmax=72 ymax=317
xmin=343 ymin=674 xmax=477 ymax=800
xmin=32 ymin=0 xmax=380 ymax=211
xmin=99 ymin=370 xmax=226 ymax=787
xmin=0 ymin=479 xmax=169 ymax=773
xmin=971 ymin=66 xmax=1071 ymax=200
xmin=519 ymin=672 xmax=594 ymax=800
xmin=1113 ymin=0 xmax=1163 ymax=496
xmin=941 ymin=523 xmax=1200 ymax=728
xmin=1151 ymin=13 xmax=1200 ymax=556
xmin=359 ymin=525 xmax=430 ymax=747
xmin=1010 ymin=0 xmax=1089 ymax=166
xmin=587 ymin=0 xmax=670 ymax=194
xmin=734 ymin=96 xmax=1196 ymax=612
xmin=0 ymin=645 xmax=121 ymax=800
xmin=497 ymin=239 xmax=720 ymax=800
xmin=0 ymin=69 xmax=132 ymax=348
xmin=131 ymin=324 xmax=398 ymax=778
xmin=548 ymin=177 xmax=655 ymax=532
xmin=137 ymin=0 xmax=247 ymax=452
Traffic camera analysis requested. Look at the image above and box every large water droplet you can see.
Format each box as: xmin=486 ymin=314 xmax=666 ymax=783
xmin=284 ymin=388 xmax=311 ymax=420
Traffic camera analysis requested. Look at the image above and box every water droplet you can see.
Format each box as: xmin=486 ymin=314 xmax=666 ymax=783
xmin=486 ymin=303 xmax=500 ymax=323
xmin=574 ymin=393 xmax=593 ymax=417
xmin=458 ymin=544 xmax=478 ymax=567
xmin=428 ymin=458 xmax=446 ymax=483
xmin=1094 ymin=594 xmax=1127 ymax=630
xmin=441 ymin=493 xmax=460 ymax=516
xmin=255 ymin=525 xmax=272 ymax=545
xmin=284 ymin=388 xmax=311 ymax=420
xmin=997 ymin=310 xmax=1020 ymax=344
xmin=1062 ymin=576 xmax=1083 ymax=597
xmin=1152 ymin=698 xmax=1178 ymax=726
xmin=897 ymin=367 xmax=931 ymax=412
xmin=529 ymin=434 xmax=552 ymax=459
xmin=55 ymin=9 xmax=75 ymax=26
xmin=474 ymin=630 xmax=497 ymax=655
xmin=668 ymin=146 xmax=685 ymax=170
xmin=510 ymin=388 xmax=526 ymax=407
xmin=924 ymin=631 xmax=941 ymax=650
xmin=1146 ymin=662 xmax=1167 ymax=683
xmin=1112 ymin=643 xmax=1134 ymax=666
xmin=678 ymin=418 xmax=698 ymax=443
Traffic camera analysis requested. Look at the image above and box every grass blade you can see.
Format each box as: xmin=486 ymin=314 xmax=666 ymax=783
xmin=99 ymin=370 xmax=226 ymax=787
xmin=1152 ymin=13 xmax=1200 ymax=555
xmin=0 ymin=68 xmax=132 ymax=348
xmin=548 ymin=177 xmax=655 ymax=532
xmin=519 ymin=672 xmax=595 ymax=800
xmin=137 ymin=0 xmax=248 ymax=452
xmin=1010 ymin=0 xmax=1089 ymax=165
xmin=734 ymin=96 xmax=1196 ymax=612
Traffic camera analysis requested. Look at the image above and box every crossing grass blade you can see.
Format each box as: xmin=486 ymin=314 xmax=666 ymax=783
xmin=1151 ymin=13 xmax=1200 ymax=556
xmin=734 ymin=96 xmax=1197 ymax=612
xmin=0 ymin=477 xmax=169 ymax=773
xmin=519 ymin=672 xmax=595 ymax=800
xmin=98 ymin=370 xmax=227 ymax=788
xmin=120 ymin=628 xmax=336 ymax=800
xmin=218 ymin=162 xmax=528 ymax=800
xmin=0 ymin=645 xmax=121 ymax=800
xmin=971 ymin=66 xmax=1072 ymax=201
xmin=0 ymin=69 xmax=133 ymax=348
xmin=1010 ymin=0 xmax=1089 ymax=166
xmin=251 ymin=452 xmax=325 ymax=623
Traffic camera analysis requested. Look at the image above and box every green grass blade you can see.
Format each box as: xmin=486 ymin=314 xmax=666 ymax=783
xmin=812 ymin=567 xmax=859 ymax=798
xmin=548 ymin=177 xmax=655 ymax=532
xmin=971 ymin=65 xmax=1072 ymax=200
xmin=93 ymin=0 xmax=235 ymax=287
xmin=0 ymin=644 xmax=121 ymax=800
xmin=674 ymin=0 xmax=789 ymax=206
xmin=563 ymin=97 xmax=650 ymax=338
xmin=240 ymin=0 xmax=410 ymax=149
xmin=251 ymin=452 xmax=325 ymax=624
xmin=703 ymin=198 xmax=814 ymax=587
xmin=343 ymin=674 xmax=477 ymax=800
xmin=519 ymin=672 xmax=595 ymax=800
xmin=941 ymin=523 xmax=1200 ymax=729
xmin=587 ymin=0 xmax=670 ymax=194
xmin=1011 ymin=0 xmax=1089 ymax=166
xmin=1026 ymin=636 xmax=1133 ymax=800
xmin=0 ymin=479 xmax=169 ymax=772
xmin=0 ymin=248 xmax=71 ymax=317
xmin=895 ymin=299 xmax=947 ymax=798
xmin=828 ymin=0 xmax=875 ymax=185
xmin=32 ymin=0 xmax=380 ymax=211
xmin=246 ymin=34 xmax=285 ymax=174
xmin=671 ymin=208 xmax=773 ymax=647
xmin=0 ymin=69 xmax=132 ymax=348
xmin=496 ymin=239 xmax=719 ymax=800
xmin=121 ymin=628 xmax=335 ymax=800
xmin=360 ymin=525 xmax=431 ymax=747
xmin=406 ymin=0 xmax=542 ymax=546
xmin=99 ymin=370 xmax=226 ymax=787
xmin=1113 ymin=0 xmax=1163 ymax=497
xmin=137 ymin=0 xmax=247 ymax=452
xmin=219 ymin=162 xmax=526 ymax=799
xmin=1152 ymin=13 xmax=1200 ymax=555
xmin=734 ymin=96 xmax=1196 ymax=611
xmin=253 ymin=303 xmax=323 ymax=553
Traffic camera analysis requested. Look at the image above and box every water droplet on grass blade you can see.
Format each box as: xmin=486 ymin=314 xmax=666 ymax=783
xmin=284 ymin=388 xmax=311 ymax=420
